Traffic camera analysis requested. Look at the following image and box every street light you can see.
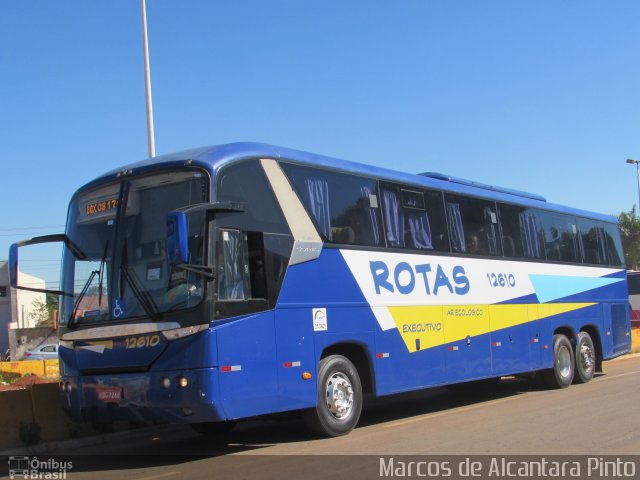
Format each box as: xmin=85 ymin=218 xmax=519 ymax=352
xmin=141 ymin=0 xmax=155 ymax=158
xmin=627 ymin=159 xmax=640 ymax=211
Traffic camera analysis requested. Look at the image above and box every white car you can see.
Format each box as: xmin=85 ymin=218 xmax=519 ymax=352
xmin=24 ymin=344 xmax=58 ymax=360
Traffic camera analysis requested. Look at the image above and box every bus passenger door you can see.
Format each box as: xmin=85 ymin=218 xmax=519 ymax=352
xmin=213 ymin=228 xmax=280 ymax=419
xmin=216 ymin=311 xmax=279 ymax=419
xmin=274 ymin=307 xmax=317 ymax=410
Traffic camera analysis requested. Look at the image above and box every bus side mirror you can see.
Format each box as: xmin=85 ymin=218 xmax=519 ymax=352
xmin=166 ymin=211 xmax=189 ymax=265
xmin=9 ymin=244 xmax=18 ymax=288
xmin=8 ymin=234 xmax=81 ymax=297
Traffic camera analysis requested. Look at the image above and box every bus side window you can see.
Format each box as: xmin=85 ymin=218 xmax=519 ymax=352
xmin=602 ymin=223 xmax=624 ymax=266
xmin=216 ymin=229 xmax=250 ymax=301
xmin=539 ymin=212 xmax=580 ymax=263
xmin=577 ymin=218 xmax=608 ymax=265
xmin=497 ymin=204 xmax=543 ymax=259
xmin=445 ymin=194 xmax=501 ymax=256
xmin=216 ymin=229 xmax=268 ymax=303
xmin=281 ymin=163 xmax=384 ymax=247
xmin=379 ymin=183 xmax=449 ymax=252
xmin=247 ymin=231 xmax=267 ymax=299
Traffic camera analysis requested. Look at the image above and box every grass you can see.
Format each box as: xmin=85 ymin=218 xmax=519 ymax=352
xmin=0 ymin=371 xmax=21 ymax=385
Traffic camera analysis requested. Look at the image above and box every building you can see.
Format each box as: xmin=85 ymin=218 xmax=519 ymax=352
xmin=0 ymin=261 xmax=46 ymax=356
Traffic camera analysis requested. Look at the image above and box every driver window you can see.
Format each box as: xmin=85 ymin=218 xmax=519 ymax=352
xmin=216 ymin=229 xmax=250 ymax=301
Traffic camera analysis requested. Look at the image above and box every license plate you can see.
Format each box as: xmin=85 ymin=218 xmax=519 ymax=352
xmin=96 ymin=387 xmax=122 ymax=401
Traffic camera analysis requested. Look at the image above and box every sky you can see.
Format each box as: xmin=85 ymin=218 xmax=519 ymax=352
xmin=1 ymin=1 xmax=640 ymax=284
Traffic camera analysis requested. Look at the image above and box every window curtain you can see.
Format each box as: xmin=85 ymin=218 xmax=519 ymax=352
xmin=519 ymin=212 xmax=541 ymax=258
xmin=596 ymin=227 xmax=608 ymax=264
xmin=304 ymin=177 xmax=332 ymax=240
xmin=382 ymin=188 xmax=404 ymax=247
xmin=361 ymin=186 xmax=381 ymax=246
xmin=407 ymin=211 xmax=433 ymax=249
xmin=447 ymin=203 xmax=465 ymax=252
xmin=483 ymin=207 xmax=498 ymax=254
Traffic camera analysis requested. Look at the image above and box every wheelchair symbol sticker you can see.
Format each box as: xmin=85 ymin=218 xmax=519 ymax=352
xmin=112 ymin=299 xmax=127 ymax=318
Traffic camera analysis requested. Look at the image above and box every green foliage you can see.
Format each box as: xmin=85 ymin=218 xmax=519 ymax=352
xmin=0 ymin=372 xmax=20 ymax=384
xmin=618 ymin=207 xmax=640 ymax=270
xmin=28 ymin=293 xmax=59 ymax=327
xmin=28 ymin=298 xmax=49 ymax=327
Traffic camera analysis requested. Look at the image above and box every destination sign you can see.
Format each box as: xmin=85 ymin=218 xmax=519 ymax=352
xmin=85 ymin=198 xmax=119 ymax=217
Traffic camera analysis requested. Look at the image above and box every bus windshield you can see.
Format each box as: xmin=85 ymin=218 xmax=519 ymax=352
xmin=60 ymin=170 xmax=209 ymax=326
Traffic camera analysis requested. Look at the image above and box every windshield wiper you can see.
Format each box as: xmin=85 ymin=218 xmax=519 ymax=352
xmin=98 ymin=240 xmax=108 ymax=308
xmin=119 ymin=239 xmax=163 ymax=322
xmin=67 ymin=270 xmax=99 ymax=330
xmin=172 ymin=263 xmax=215 ymax=279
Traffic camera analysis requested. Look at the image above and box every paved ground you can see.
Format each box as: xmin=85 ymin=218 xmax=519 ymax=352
xmin=8 ymin=356 xmax=640 ymax=479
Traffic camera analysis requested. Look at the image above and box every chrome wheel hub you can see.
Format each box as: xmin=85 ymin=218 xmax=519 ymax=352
xmin=325 ymin=372 xmax=354 ymax=420
xmin=558 ymin=344 xmax=572 ymax=379
xmin=579 ymin=342 xmax=594 ymax=372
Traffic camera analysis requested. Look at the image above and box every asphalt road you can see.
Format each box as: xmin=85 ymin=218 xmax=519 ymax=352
xmin=27 ymin=355 xmax=640 ymax=479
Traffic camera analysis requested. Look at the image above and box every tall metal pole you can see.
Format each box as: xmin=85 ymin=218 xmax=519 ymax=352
xmin=626 ymin=159 xmax=640 ymax=211
xmin=636 ymin=162 xmax=640 ymax=213
xmin=142 ymin=0 xmax=156 ymax=158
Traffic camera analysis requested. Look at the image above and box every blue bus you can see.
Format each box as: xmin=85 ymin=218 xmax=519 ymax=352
xmin=10 ymin=143 xmax=631 ymax=437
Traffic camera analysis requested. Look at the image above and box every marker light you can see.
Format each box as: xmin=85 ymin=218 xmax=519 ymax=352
xmin=302 ymin=372 xmax=312 ymax=380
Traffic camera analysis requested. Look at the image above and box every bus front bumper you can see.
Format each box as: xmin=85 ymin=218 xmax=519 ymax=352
xmin=59 ymin=367 xmax=226 ymax=424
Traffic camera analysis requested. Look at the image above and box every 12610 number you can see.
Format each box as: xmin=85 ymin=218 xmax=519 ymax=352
xmin=124 ymin=334 xmax=161 ymax=349
xmin=486 ymin=273 xmax=516 ymax=288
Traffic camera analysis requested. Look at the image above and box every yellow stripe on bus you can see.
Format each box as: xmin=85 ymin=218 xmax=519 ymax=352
xmin=388 ymin=303 xmax=595 ymax=353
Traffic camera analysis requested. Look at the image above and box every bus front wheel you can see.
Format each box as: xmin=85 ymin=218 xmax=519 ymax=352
xmin=574 ymin=331 xmax=595 ymax=384
xmin=543 ymin=334 xmax=575 ymax=388
xmin=303 ymin=354 xmax=363 ymax=437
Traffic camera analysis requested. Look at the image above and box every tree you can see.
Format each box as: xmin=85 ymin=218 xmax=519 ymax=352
xmin=28 ymin=298 xmax=50 ymax=327
xmin=27 ymin=294 xmax=58 ymax=328
xmin=618 ymin=207 xmax=640 ymax=270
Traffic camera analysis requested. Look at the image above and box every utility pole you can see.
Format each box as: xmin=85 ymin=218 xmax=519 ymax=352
xmin=626 ymin=159 xmax=640 ymax=211
xmin=142 ymin=0 xmax=156 ymax=158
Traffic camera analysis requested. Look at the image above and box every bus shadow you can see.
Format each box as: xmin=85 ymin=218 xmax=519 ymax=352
xmin=48 ymin=376 xmax=544 ymax=474
xmin=358 ymin=375 xmax=534 ymax=428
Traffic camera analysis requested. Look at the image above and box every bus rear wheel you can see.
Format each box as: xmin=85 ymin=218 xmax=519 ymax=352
xmin=303 ymin=355 xmax=363 ymax=437
xmin=574 ymin=331 xmax=595 ymax=384
xmin=543 ymin=334 xmax=575 ymax=388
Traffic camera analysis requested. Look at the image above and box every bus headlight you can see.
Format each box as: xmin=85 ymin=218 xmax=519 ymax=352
xmin=162 ymin=377 xmax=171 ymax=389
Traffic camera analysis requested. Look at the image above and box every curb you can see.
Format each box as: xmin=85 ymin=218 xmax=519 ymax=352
xmin=0 ymin=423 xmax=179 ymax=456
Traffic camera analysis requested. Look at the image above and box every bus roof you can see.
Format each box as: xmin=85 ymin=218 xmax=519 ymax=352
xmin=89 ymin=142 xmax=617 ymax=224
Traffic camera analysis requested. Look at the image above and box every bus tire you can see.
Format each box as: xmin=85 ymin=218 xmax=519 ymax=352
xmin=543 ymin=334 xmax=574 ymax=388
xmin=303 ymin=355 xmax=363 ymax=437
xmin=191 ymin=420 xmax=237 ymax=436
xmin=574 ymin=331 xmax=596 ymax=384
